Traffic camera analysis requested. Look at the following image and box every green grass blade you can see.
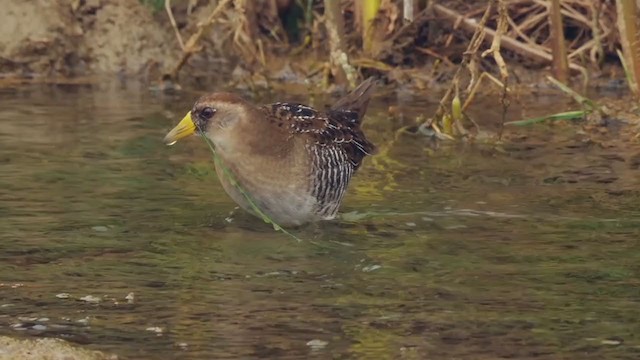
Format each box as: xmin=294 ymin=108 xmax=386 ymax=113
xmin=504 ymin=110 xmax=586 ymax=126
xmin=199 ymin=134 xmax=303 ymax=242
xmin=546 ymin=76 xmax=597 ymax=110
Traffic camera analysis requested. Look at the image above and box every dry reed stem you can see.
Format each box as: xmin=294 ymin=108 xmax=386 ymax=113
xmin=325 ymin=0 xmax=356 ymax=87
xmin=403 ymin=0 xmax=414 ymax=22
xmin=506 ymin=14 xmax=543 ymax=48
xmin=616 ymin=0 xmax=640 ymax=95
xmin=549 ymin=0 xmax=569 ymax=82
xmin=569 ymin=28 xmax=611 ymax=60
xmin=516 ymin=10 xmax=548 ymax=33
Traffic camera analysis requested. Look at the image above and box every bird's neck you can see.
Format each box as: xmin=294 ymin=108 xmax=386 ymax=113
xmin=233 ymin=107 xmax=293 ymax=158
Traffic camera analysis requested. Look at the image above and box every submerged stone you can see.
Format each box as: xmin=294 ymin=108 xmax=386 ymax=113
xmin=0 ymin=336 xmax=116 ymax=359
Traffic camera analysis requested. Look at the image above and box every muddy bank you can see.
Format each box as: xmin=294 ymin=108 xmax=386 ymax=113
xmin=0 ymin=336 xmax=116 ymax=360
xmin=0 ymin=0 xmax=178 ymax=78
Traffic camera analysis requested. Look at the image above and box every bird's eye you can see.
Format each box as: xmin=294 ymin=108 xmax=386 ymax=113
xmin=200 ymin=107 xmax=215 ymax=120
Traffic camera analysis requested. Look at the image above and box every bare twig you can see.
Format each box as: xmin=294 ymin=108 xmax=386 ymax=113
xmin=462 ymin=72 xmax=508 ymax=112
xmin=481 ymin=2 xmax=508 ymax=81
xmin=506 ymin=13 xmax=544 ymax=48
xmin=416 ymin=47 xmax=455 ymax=66
xmin=165 ymin=0 xmax=185 ymax=50
xmin=168 ymin=0 xmax=232 ymax=81
xmin=517 ymin=9 xmax=548 ymax=33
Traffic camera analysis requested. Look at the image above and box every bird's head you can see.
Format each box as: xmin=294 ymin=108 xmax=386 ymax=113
xmin=163 ymin=93 xmax=251 ymax=150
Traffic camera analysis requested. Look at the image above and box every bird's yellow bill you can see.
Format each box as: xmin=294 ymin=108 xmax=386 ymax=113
xmin=164 ymin=112 xmax=195 ymax=145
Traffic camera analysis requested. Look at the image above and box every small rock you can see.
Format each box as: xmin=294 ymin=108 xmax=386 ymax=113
xmin=49 ymin=324 xmax=70 ymax=330
xmin=339 ymin=211 xmax=369 ymax=222
xmin=56 ymin=293 xmax=71 ymax=299
xmin=405 ymin=222 xmax=416 ymax=227
xmin=362 ymin=265 xmax=382 ymax=272
xmin=79 ymin=295 xmax=101 ymax=304
xmin=76 ymin=317 xmax=90 ymax=325
xmin=601 ymin=338 xmax=623 ymax=346
xmin=32 ymin=324 xmax=47 ymax=331
xmin=125 ymin=292 xmax=135 ymax=304
xmin=0 ymin=336 xmax=116 ymax=359
xmin=92 ymin=226 xmax=109 ymax=232
xmin=261 ymin=271 xmax=283 ymax=277
xmin=306 ymin=339 xmax=328 ymax=351
xmin=329 ymin=240 xmax=354 ymax=247
xmin=146 ymin=327 xmax=163 ymax=333
xmin=37 ymin=318 xmax=49 ymax=322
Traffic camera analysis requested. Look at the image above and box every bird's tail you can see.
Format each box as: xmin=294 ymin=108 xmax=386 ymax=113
xmin=330 ymin=77 xmax=376 ymax=123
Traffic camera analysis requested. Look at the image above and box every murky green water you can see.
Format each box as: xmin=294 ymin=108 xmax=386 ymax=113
xmin=1 ymin=83 xmax=640 ymax=359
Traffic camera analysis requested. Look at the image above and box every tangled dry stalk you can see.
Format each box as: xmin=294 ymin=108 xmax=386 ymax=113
xmin=167 ymin=0 xmax=232 ymax=81
xmin=161 ymin=0 xmax=638 ymax=137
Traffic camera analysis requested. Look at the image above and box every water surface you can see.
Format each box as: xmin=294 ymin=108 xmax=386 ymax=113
xmin=1 ymin=83 xmax=639 ymax=359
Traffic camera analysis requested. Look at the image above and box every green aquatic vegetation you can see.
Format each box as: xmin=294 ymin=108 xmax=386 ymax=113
xmin=504 ymin=110 xmax=587 ymax=126
xmin=505 ymin=76 xmax=604 ymax=127
xmin=546 ymin=75 xmax=598 ymax=110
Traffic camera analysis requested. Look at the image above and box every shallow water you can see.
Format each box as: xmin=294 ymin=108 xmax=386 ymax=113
xmin=1 ymin=82 xmax=640 ymax=359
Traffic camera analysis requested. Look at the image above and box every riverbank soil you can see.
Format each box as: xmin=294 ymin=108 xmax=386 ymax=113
xmin=0 ymin=0 xmax=177 ymax=78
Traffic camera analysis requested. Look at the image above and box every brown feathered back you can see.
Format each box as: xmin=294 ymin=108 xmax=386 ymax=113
xmin=255 ymin=78 xmax=377 ymax=219
xmin=261 ymin=77 xmax=377 ymax=169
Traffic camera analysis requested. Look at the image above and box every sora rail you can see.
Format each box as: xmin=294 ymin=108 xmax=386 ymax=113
xmin=164 ymin=78 xmax=377 ymax=226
